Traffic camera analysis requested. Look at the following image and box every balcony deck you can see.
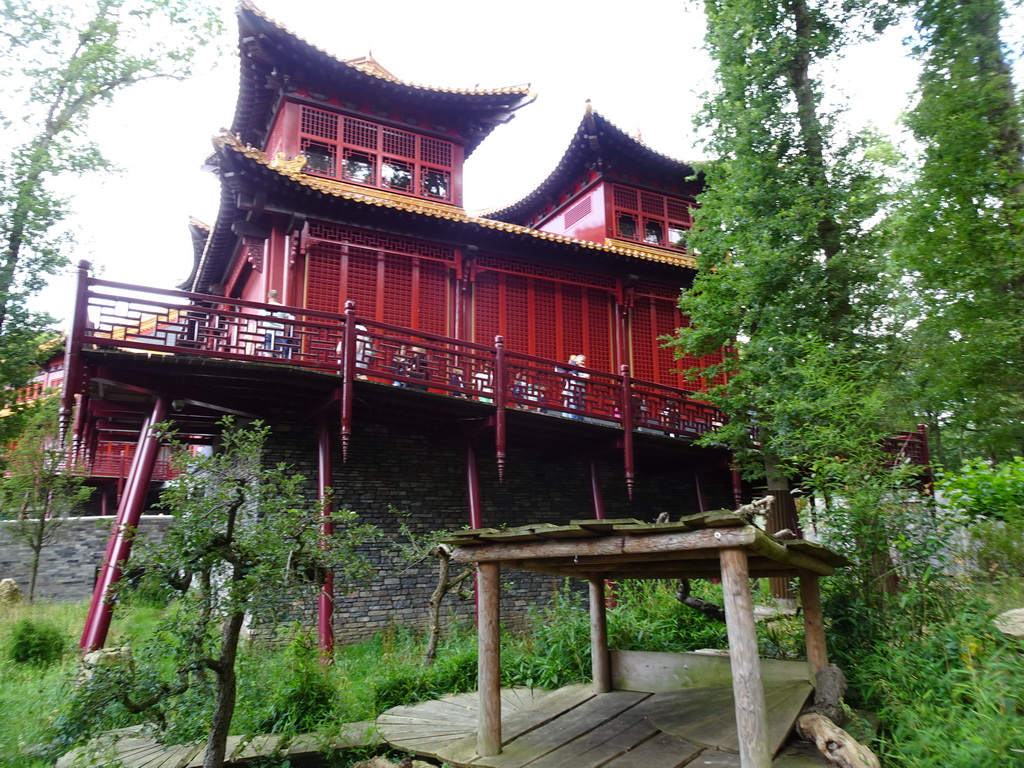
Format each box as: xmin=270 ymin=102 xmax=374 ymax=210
xmin=67 ymin=277 xmax=724 ymax=438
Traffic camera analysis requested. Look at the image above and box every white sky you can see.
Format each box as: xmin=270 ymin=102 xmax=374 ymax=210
xmin=37 ymin=0 xmax=941 ymax=325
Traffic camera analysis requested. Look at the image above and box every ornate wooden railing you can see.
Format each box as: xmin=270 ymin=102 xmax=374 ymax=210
xmin=61 ymin=263 xmax=929 ymax=494
xmin=68 ymin=272 xmax=724 ymax=438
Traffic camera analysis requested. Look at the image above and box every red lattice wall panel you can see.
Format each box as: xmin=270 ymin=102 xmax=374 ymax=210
xmin=630 ymin=282 xmax=727 ymax=390
xmin=472 ymin=265 xmax=613 ymax=370
xmin=305 ymin=225 xmax=452 ymax=334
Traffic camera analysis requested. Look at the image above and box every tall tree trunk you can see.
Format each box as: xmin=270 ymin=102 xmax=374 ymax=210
xmin=764 ymin=454 xmax=801 ymax=599
xmin=204 ymin=608 xmax=246 ymax=768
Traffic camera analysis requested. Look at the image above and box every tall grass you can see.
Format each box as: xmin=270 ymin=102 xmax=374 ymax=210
xmin=829 ymin=576 xmax=1024 ymax=767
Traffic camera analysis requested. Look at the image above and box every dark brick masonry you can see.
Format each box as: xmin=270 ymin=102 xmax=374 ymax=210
xmin=259 ymin=417 xmax=733 ymax=643
xmin=1 ymin=416 xmax=734 ymax=644
xmin=0 ymin=515 xmax=174 ymax=603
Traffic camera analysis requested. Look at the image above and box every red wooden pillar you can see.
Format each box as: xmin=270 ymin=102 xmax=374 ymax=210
xmin=619 ymin=365 xmax=635 ymax=499
xmin=493 ymin=335 xmax=507 ymax=481
xmin=466 ymin=438 xmax=482 ymax=530
xmin=59 ymin=260 xmax=91 ymax=449
xmin=731 ymin=460 xmax=744 ymax=509
xmin=339 ymin=301 xmax=357 ymax=461
xmin=80 ymin=396 xmax=168 ymax=651
xmin=316 ymin=418 xmax=336 ymax=660
xmin=589 ymin=456 xmax=605 ymax=520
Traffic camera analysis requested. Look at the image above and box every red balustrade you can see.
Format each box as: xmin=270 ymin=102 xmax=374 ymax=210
xmin=73 ymin=276 xmax=726 ymax=441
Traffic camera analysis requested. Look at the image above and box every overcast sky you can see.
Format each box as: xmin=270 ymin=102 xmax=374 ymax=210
xmin=38 ymin=0 xmax=939 ymax=324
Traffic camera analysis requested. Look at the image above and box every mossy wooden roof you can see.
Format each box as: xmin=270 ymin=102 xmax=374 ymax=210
xmin=441 ymin=512 xmax=850 ymax=581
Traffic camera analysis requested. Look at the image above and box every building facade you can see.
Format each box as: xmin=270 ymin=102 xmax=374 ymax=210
xmin=69 ymin=3 xmax=756 ymax=649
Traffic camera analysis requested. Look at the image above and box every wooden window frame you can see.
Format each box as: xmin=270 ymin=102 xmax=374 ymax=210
xmin=298 ymin=105 xmax=458 ymax=203
xmin=611 ymin=184 xmax=695 ymax=251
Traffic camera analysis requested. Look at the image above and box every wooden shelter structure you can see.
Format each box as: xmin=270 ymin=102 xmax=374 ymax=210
xmin=441 ymin=513 xmax=850 ymax=768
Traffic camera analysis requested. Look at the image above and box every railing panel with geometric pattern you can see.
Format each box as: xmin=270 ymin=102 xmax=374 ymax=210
xmin=75 ymin=278 xmax=728 ymax=441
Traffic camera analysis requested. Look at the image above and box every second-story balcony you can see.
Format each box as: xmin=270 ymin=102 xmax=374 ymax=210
xmin=67 ymin=274 xmax=725 ymax=441
xmin=60 ymin=267 xmax=931 ymax=495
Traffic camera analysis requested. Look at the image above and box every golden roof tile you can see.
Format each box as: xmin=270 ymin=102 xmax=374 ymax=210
xmin=239 ymin=2 xmax=531 ymax=97
xmin=219 ymin=133 xmax=696 ymax=270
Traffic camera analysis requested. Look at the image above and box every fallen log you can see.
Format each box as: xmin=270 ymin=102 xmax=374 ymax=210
xmin=796 ymin=666 xmax=880 ymax=768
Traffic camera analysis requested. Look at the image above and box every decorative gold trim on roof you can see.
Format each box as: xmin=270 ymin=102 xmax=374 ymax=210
xmin=239 ymin=2 xmax=531 ymax=97
xmin=604 ymin=239 xmax=696 ymax=268
xmin=189 ymin=217 xmax=211 ymax=232
xmin=218 ymin=133 xmax=696 ymax=270
xmin=343 ymin=54 xmax=399 ymax=82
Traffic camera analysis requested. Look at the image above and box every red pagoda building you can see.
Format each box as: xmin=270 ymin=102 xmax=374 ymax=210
xmin=69 ymin=3 xmax=754 ymax=651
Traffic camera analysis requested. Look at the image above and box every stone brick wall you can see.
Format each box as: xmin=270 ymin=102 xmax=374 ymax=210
xmin=0 ymin=515 xmax=174 ymax=602
xmin=0 ymin=414 xmax=734 ymax=645
xmin=261 ymin=418 xmax=732 ymax=642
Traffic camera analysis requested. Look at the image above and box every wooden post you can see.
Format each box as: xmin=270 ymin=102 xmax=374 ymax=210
xmin=799 ymin=571 xmax=828 ymax=673
xmin=80 ymin=396 xmax=168 ymax=651
xmin=720 ymin=547 xmax=771 ymax=768
xmin=316 ymin=418 xmax=336 ymax=661
xmin=589 ymin=578 xmax=610 ymax=693
xmin=589 ymin=456 xmax=605 ymax=520
xmin=619 ymin=365 xmax=635 ymax=499
xmin=339 ymin=301 xmax=357 ymax=461
xmin=493 ymin=335 xmax=507 ymax=481
xmin=477 ymin=561 xmax=502 ymax=757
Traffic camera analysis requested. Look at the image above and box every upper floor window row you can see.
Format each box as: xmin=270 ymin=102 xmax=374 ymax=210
xmin=611 ymin=184 xmax=695 ymax=250
xmin=299 ymin=105 xmax=456 ymax=202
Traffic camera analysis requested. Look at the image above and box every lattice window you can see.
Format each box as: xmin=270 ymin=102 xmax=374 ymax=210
xmin=342 ymin=117 xmax=378 ymax=148
xmin=301 ymin=108 xmax=339 ymax=140
xmin=296 ymin=104 xmax=457 ymax=202
xmin=305 ymin=230 xmax=450 ymax=335
xmin=563 ymin=197 xmax=592 ymax=229
xmin=611 ymin=183 xmax=695 ymax=251
xmin=306 ymin=242 xmax=344 ymax=313
xmin=472 ymin=268 xmax=613 ymax=371
xmin=629 ymin=290 xmax=727 ymax=390
xmin=383 ymin=127 xmax=416 ymax=158
xmin=421 ymin=137 xmax=452 ymax=166
xmin=533 ymin=280 xmax=558 ymax=361
xmin=307 ymin=223 xmax=455 ymax=262
xmin=475 ymin=253 xmax=617 ymax=290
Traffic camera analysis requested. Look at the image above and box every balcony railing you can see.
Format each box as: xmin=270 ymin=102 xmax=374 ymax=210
xmin=69 ymin=275 xmax=725 ymax=440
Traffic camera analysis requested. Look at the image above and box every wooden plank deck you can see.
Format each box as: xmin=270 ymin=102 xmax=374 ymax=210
xmin=55 ymin=721 xmax=380 ymax=768
xmin=376 ymin=681 xmax=831 ymax=768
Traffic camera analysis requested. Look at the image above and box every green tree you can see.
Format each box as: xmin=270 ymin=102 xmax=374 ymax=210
xmin=0 ymin=0 xmax=222 ymax=391
xmin=896 ymin=0 xmax=1024 ymax=465
xmin=85 ymin=420 xmax=375 ymax=768
xmin=675 ymin=0 xmax=906 ymax=550
xmin=0 ymin=397 xmax=92 ymax=602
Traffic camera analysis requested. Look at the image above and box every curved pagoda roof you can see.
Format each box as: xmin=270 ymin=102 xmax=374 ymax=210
xmin=233 ymin=3 xmax=535 ymax=157
xmin=187 ymin=133 xmax=697 ymax=293
xmin=487 ymin=106 xmax=700 ymax=226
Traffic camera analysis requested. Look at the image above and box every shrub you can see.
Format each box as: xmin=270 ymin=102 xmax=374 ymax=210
xmin=252 ymin=634 xmax=343 ymax=735
xmin=6 ymin=618 xmax=64 ymax=665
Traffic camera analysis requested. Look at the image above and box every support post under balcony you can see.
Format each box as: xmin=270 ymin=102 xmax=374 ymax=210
xmin=493 ymin=335 xmax=507 ymax=481
xmin=316 ymin=418 xmax=336 ymax=660
xmin=619 ymin=365 xmax=635 ymax=500
xmin=80 ymin=396 xmax=168 ymax=652
xmin=340 ymin=301 xmax=357 ymax=461
xmin=60 ymin=260 xmax=91 ymax=452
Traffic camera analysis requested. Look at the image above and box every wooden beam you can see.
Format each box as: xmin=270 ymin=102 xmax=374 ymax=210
xmin=720 ymin=547 xmax=772 ymax=768
xmin=746 ymin=529 xmax=834 ymax=575
xmin=589 ymin=579 xmax=610 ymax=693
xmin=799 ymin=571 xmax=829 ymax=673
xmin=451 ymin=526 xmax=757 ymax=564
xmin=477 ymin=562 xmax=502 ymax=757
